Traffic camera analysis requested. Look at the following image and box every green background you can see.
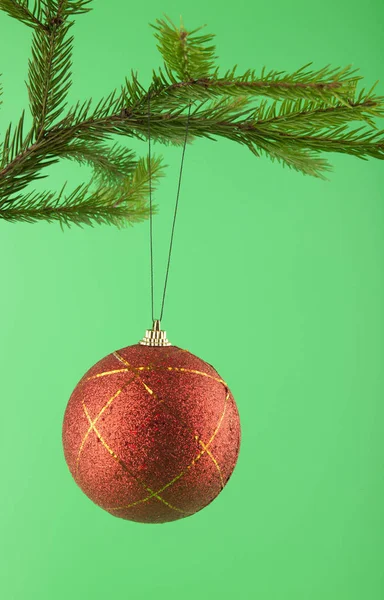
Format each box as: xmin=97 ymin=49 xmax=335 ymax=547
xmin=0 ymin=1 xmax=383 ymax=598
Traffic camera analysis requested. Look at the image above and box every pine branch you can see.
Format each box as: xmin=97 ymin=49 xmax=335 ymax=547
xmin=0 ymin=110 xmax=33 ymax=168
xmin=254 ymin=125 xmax=384 ymax=160
xmin=0 ymin=10 xmax=383 ymax=226
xmin=247 ymin=141 xmax=333 ymax=179
xmin=0 ymin=154 xmax=164 ymax=227
xmin=147 ymin=65 xmax=360 ymax=109
xmin=149 ymin=17 xmax=360 ymax=105
xmin=28 ymin=21 xmax=73 ymax=139
xmin=253 ymin=91 xmax=384 ymax=131
xmin=0 ymin=187 xmax=150 ymax=227
xmin=59 ymin=141 xmax=138 ymax=183
xmin=48 ymin=94 xmax=384 ymax=168
xmin=118 ymin=154 xmax=164 ymax=206
xmin=151 ymin=17 xmax=359 ymax=106
xmin=3 ymin=92 xmax=381 ymax=195
xmin=151 ymin=16 xmax=217 ymax=80
xmin=217 ymin=64 xmax=360 ymax=104
xmin=115 ymin=64 xmax=369 ymax=129
xmin=0 ymin=127 xmax=68 ymax=197
xmin=26 ymin=1 xmax=91 ymax=141
xmin=0 ymin=0 xmax=45 ymax=29
xmin=1 ymin=82 xmax=383 ymax=201
xmin=55 ymin=0 xmax=92 ymax=16
xmin=0 ymin=0 xmax=91 ymax=27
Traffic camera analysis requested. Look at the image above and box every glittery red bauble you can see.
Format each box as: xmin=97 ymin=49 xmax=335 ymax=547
xmin=62 ymin=344 xmax=241 ymax=524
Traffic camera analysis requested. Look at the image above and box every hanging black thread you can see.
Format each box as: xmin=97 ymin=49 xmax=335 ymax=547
xmin=147 ymin=92 xmax=192 ymax=323
xmin=147 ymin=90 xmax=155 ymax=323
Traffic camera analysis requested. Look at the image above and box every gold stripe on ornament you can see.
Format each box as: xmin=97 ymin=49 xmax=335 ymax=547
xmin=108 ymin=391 xmax=230 ymax=511
xmin=76 ymin=374 xmax=137 ymax=476
xmin=164 ymin=366 xmax=227 ymax=386
xmin=140 ymin=379 xmax=156 ymax=396
xmin=198 ymin=440 xmax=225 ymax=488
xmin=82 ymin=401 xmax=189 ymax=515
xmin=76 ymin=388 xmax=121 ymax=476
xmin=142 ymin=364 xmax=227 ymax=386
xmin=113 ymin=351 xmax=227 ymax=387
xmin=85 ymin=368 xmax=131 ymax=381
xmin=113 ymin=353 xmax=164 ymax=401
xmin=112 ymin=351 xmax=227 ymax=490
xmin=112 ymin=351 xmax=226 ymax=484
xmin=82 ymin=402 xmax=121 ymax=462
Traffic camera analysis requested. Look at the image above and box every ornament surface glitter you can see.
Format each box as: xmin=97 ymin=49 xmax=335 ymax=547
xmin=62 ymin=344 xmax=241 ymax=523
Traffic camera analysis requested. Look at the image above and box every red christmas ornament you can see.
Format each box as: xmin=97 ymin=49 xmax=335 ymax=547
xmin=62 ymin=324 xmax=241 ymax=524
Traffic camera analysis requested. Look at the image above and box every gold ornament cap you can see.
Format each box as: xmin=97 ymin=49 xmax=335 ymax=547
xmin=139 ymin=319 xmax=172 ymax=347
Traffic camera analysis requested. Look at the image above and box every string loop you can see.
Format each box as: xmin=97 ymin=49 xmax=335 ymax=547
xmin=147 ymin=92 xmax=192 ymax=323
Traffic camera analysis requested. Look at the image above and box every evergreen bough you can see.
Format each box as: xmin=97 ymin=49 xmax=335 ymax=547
xmin=0 ymin=2 xmax=383 ymax=227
